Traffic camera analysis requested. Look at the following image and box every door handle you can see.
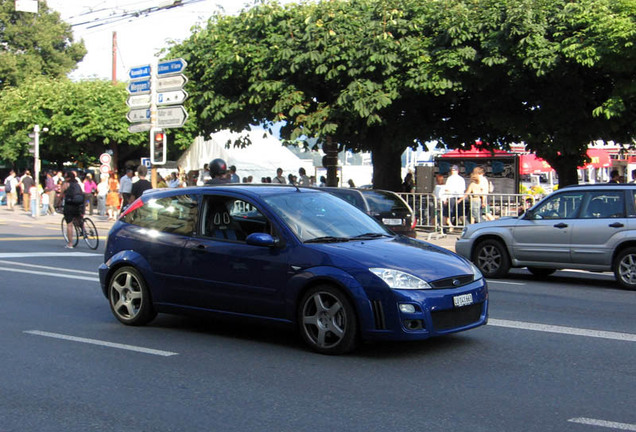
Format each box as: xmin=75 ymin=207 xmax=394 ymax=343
xmin=609 ymin=222 xmax=624 ymax=228
xmin=553 ymin=223 xmax=568 ymax=228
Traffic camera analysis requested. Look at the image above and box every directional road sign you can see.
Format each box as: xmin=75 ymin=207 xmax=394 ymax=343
xmin=128 ymin=123 xmax=152 ymax=133
xmin=157 ymin=74 xmax=188 ymax=91
xmin=127 ymin=79 xmax=151 ymax=94
xmin=126 ymin=94 xmax=151 ymax=108
xmin=157 ymin=58 xmax=187 ymax=76
xmin=156 ymin=90 xmax=188 ymax=106
xmin=126 ymin=108 xmax=151 ymax=123
xmin=157 ymin=106 xmax=188 ymax=128
xmin=128 ymin=64 xmax=151 ymax=80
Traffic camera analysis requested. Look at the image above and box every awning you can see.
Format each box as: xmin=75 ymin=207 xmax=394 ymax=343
xmin=441 ymin=146 xmax=511 ymax=158
xmin=519 ymin=154 xmax=554 ymax=175
xmin=580 ymin=148 xmax=611 ymax=169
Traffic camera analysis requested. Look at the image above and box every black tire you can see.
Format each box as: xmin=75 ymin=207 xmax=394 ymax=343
xmin=108 ymin=266 xmax=157 ymax=326
xmin=527 ymin=267 xmax=557 ymax=278
xmin=613 ymin=247 xmax=636 ymax=291
xmin=473 ymin=239 xmax=510 ymax=278
xmin=81 ymin=217 xmax=99 ymax=250
xmin=61 ymin=217 xmax=79 ymax=247
xmin=298 ymin=285 xmax=358 ymax=355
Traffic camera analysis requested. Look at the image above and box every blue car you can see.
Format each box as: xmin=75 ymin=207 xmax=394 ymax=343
xmin=99 ymin=185 xmax=488 ymax=354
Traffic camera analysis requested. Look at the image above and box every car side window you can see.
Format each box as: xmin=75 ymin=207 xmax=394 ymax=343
xmin=201 ymin=197 xmax=272 ymax=242
xmin=581 ymin=191 xmax=625 ymax=219
xmin=124 ymin=194 xmax=198 ymax=235
xmin=532 ymin=191 xmax=583 ymax=220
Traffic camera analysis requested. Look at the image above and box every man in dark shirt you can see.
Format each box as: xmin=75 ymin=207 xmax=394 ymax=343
xmin=130 ymin=165 xmax=152 ymax=204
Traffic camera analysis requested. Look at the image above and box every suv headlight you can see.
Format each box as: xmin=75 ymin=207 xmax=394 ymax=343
xmin=370 ymin=268 xmax=431 ymax=290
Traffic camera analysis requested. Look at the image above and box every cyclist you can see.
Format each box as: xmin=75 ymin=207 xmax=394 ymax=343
xmin=62 ymin=171 xmax=84 ymax=249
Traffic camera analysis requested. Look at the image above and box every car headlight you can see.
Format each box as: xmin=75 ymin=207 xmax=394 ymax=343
xmin=370 ymin=268 xmax=431 ymax=290
xmin=469 ymin=261 xmax=483 ymax=281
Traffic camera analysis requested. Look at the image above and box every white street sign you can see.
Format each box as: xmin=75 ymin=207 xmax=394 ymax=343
xmin=157 ymin=106 xmax=188 ymax=128
xmin=156 ymin=90 xmax=188 ymax=106
xmin=157 ymin=74 xmax=188 ymax=91
xmin=126 ymin=108 xmax=151 ymax=123
xmin=127 ymin=94 xmax=151 ymax=108
xmin=128 ymin=123 xmax=152 ymax=133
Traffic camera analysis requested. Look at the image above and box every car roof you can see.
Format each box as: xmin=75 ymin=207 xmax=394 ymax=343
xmin=560 ymin=183 xmax=636 ymax=189
xmin=143 ymin=184 xmax=322 ymax=199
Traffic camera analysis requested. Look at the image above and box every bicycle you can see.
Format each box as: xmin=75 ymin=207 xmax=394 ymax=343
xmin=61 ymin=216 xmax=99 ymax=250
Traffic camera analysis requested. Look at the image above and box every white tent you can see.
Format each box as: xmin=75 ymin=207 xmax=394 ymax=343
xmin=177 ymin=130 xmax=312 ymax=182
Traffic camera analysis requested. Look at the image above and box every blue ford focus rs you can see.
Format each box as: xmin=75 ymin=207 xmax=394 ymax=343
xmin=99 ymin=185 xmax=488 ymax=354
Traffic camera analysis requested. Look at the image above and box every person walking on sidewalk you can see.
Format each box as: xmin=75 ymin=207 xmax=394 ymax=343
xmin=44 ymin=171 xmax=57 ymax=215
xmin=19 ymin=170 xmax=34 ymax=212
xmin=4 ymin=170 xmax=18 ymax=211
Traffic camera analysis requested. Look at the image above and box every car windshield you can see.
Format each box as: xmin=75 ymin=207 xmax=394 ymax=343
xmin=263 ymin=191 xmax=392 ymax=242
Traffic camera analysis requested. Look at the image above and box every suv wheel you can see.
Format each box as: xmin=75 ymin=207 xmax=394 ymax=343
xmin=614 ymin=248 xmax=636 ymax=291
xmin=473 ymin=239 xmax=510 ymax=278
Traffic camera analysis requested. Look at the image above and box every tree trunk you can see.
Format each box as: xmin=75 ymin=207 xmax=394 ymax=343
xmin=371 ymin=141 xmax=403 ymax=191
xmin=549 ymin=154 xmax=581 ymax=187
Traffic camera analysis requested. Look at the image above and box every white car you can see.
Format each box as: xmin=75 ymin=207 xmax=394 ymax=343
xmin=455 ymin=184 xmax=636 ymax=290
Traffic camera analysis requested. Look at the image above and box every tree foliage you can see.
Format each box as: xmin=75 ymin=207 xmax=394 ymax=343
xmin=0 ymin=78 xmax=147 ymax=168
xmin=0 ymin=0 xmax=86 ymax=88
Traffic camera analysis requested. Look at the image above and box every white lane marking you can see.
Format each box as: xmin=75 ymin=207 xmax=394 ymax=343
xmin=24 ymin=330 xmax=178 ymax=357
xmin=0 ymin=252 xmax=100 ymax=258
xmin=0 ymin=260 xmax=95 ymax=275
xmin=568 ymin=417 xmax=636 ymax=431
xmin=489 ymin=319 xmax=636 ymax=343
xmin=0 ymin=267 xmax=99 ymax=282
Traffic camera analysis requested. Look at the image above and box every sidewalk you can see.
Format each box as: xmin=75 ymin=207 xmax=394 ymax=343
xmin=0 ymin=206 xmax=457 ymax=252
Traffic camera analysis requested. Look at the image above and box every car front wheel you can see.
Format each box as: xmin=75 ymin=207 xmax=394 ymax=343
xmin=614 ymin=248 xmax=636 ymax=291
xmin=298 ymin=285 xmax=358 ymax=355
xmin=108 ymin=266 xmax=157 ymax=325
xmin=473 ymin=239 xmax=510 ymax=278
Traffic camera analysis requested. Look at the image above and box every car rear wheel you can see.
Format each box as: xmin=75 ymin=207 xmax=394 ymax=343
xmin=108 ymin=266 xmax=157 ymax=325
xmin=298 ymin=285 xmax=358 ymax=355
xmin=527 ymin=267 xmax=556 ymax=278
xmin=473 ymin=239 xmax=510 ymax=278
xmin=614 ymin=248 xmax=636 ymax=291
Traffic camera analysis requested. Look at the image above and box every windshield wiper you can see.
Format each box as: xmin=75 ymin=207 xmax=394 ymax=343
xmin=350 ymin=232 xmax=393 ymax=240
xmin=304 ymin=236 xmax=351 ymax=244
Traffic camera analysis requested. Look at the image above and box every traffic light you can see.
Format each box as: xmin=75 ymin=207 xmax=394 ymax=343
xmin=150 ymin=127 xmax=167 ymax=165
xmin=28 ymin=132 xmax=36 ymax=154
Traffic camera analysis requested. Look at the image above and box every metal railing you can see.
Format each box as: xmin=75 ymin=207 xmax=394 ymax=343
xmin=398 ymin=192 xmax=538 ymax=237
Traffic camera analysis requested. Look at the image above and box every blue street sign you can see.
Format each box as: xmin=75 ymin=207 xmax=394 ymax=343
xmin=128 ymin=79 xmax=151 ymax=94
xmin=157 ymin=58 xmax=187 ymax=76
xmin=141 ymin=157 xmax=151 ymax=168
xmin=129 ymin=64 xmax=151 ymax=80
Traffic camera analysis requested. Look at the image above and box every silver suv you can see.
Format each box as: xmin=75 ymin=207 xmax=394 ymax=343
xmin=455 ymin=184 xmax=636 ymax=290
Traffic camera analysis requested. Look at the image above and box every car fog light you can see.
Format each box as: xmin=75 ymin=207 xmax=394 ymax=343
xmin=399 ymin=304 xmax=416 ymax=314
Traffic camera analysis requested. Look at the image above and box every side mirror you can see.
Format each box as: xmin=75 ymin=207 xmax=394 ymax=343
xmin=246 ymin=232 xmax=276 ymax=247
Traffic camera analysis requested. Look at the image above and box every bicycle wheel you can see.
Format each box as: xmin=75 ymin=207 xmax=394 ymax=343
xmin=61 ymin=217 xmax=79 ymax=247
xmin=81 ymin=217 xmax=99 ymax=250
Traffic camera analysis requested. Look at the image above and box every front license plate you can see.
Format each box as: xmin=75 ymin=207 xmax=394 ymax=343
xmin=382 ymin=218 xmax=403 ymax=226
xmin=453 ymin=293 xmax=473 ymax=307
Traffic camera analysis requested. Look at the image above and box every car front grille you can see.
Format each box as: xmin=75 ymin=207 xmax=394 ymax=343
xmin=431 ymin=303 xmax=483 ymax=331
xmin=429 ymin=275 xmax=474 ymax=289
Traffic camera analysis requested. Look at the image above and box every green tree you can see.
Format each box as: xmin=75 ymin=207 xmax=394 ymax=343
xmin=0 ymin=78 xmax=146 ymax=169
xmin=0 ymin=0 xmax=86 ymax=88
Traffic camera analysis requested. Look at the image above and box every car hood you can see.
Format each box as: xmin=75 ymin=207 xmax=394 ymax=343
xmin=309 ymin=237 xmax=476 ymax=281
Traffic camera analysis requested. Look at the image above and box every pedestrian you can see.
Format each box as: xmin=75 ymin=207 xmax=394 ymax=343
xmin=459 ymin=166 xmax=490 ymax=224
xmin=298 ymin=167 xmax=310 ymax=186
xmin=20 ymin=170 xmax=34 ymax=212
xmin=3 ymin=170 xmax=18 ymax=211
xmin=229 ymin=165 xmax=240 ymax=183
xmin=44 ymin=171 xmax=57 ymax=215
xmin=62 ymin=171 xmax=84 ymax=248
xmin=197 ymin=163 xmax=211 ymax=185
xmin=319 ymin=176 xmax=326 ymax=187
xmin=97 ymin=174 xmax=109 ymax=216
xmin=347 ymin=179 xmax=356 ymax=188
xmin=130 ymin=165 xmax=152 ymax=203
xmin=83 ymin=173 xmax=97 ymax=215
xmin=273 ymin=168 xmax=286 ymax=184
xmin=204 ymin=158 xmax=231 ymax=185
xmin=402 ymin=172 xmax=414 ymax=192
xmin=444 ymin=165 xmax=466 ymax=228
xmin=106 ymin=172 xmax=120 ymax=221
xmin=119 ymin=167 xmax=134 ymax=204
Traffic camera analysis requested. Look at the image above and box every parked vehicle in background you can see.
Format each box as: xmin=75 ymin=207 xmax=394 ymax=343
xmin=99 ymin=185 xmax=487 ymax=354
xmin=456 ymin=184 xmax=636 ymax=290
xmin=321 ymin=187 xmax=417 ymax=238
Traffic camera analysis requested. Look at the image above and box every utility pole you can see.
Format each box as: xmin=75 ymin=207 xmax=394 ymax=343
xmin=30 ymin=125 xmax=47 ymax=219
xmin=112 ymin=31 xmax=117 ymax=84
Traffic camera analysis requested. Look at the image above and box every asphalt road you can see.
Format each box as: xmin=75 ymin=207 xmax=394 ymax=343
xmin=0 ymin=210 xmax=634 ymax=432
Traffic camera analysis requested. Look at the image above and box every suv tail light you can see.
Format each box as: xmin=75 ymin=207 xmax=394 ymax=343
xmin=410 ymin=215 xmax=417 ymax=230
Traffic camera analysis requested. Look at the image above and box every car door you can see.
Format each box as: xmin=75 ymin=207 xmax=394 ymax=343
xmin=570 ymin=189 xmax=628 ymax=266
xmin=181 ymin=194 xmax=291 ymax=319
xmin=511 ymin=189 xmax=584 ymax=265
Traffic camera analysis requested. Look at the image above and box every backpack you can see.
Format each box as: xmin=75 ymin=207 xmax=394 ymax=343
xmin=4 ymin=178 xmax=12 ymax=193
xmin=66 ymin=183 xmax=85 ymax=205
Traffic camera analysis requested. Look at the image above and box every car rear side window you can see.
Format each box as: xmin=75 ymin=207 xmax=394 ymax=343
xmin=581 ymin=191 xmax=625 ymax=219
xmin=123 ymin=194 xmax=198 ymax=235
